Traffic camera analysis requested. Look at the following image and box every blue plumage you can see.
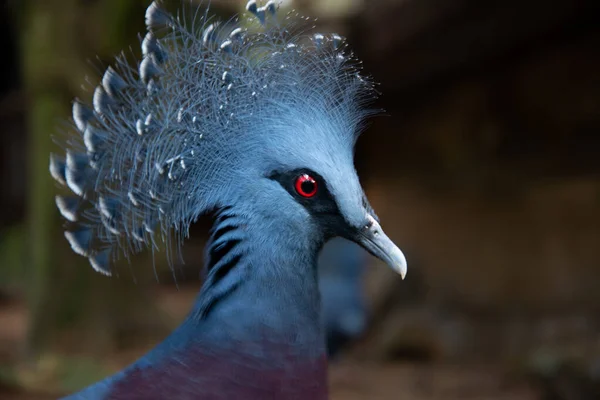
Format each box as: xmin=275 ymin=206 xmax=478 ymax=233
xmin=50 ymin=0 xmax=375 ymax=274
xmin=51 ymin=1 xmax=407 ymax=398
xmin=319 ymin=238 xmax=369 ymax=357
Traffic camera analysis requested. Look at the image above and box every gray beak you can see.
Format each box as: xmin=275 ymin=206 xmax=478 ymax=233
xmin=354 ymin=214 xmax=407 ymax=279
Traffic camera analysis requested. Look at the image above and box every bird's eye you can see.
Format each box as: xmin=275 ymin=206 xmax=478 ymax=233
xmin=295 ymin=174 xmax=318 ymax=198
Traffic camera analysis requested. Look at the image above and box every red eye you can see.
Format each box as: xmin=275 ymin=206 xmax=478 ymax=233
xmin=295 ymin=174 xmax=318 ymax=198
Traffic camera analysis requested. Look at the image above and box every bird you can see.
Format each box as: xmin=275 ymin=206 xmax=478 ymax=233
xmin=318 ymin=237 xmax=369 ymax=358
xmin=49 ymin=1 xmax=407 ymax=399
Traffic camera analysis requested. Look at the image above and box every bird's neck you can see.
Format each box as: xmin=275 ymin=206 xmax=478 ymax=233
xmin=186 ymin=206 xmax=326 ymax=355
xmin=75 ymin=208 xmax=328 ymax=399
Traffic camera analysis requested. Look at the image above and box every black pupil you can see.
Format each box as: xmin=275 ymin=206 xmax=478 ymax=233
xmin=301 ymin=179 xmax=315 ymax=194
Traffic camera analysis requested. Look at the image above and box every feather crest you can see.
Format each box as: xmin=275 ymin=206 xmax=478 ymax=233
xmin=50 ymin=0 xmax=377 ymax=274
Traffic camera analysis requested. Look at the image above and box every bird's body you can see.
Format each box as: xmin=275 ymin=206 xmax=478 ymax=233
xmin=51 ymin=1 xmax=407 ymax=398
xmin=68 ymin=199 xmax=329 ymax=399
xmin=74 ymin=326 xmax=327 ymax=400
xmin=319 ymin=238 xmax=369 ymax=357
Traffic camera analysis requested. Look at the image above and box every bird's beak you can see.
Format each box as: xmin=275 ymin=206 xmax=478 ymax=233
xmin=353 ymin=214 xmax=407 ymax=279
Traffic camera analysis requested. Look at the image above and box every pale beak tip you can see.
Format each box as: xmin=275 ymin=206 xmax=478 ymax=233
xmin=384 ymin=239 xmax=407 ymax=279
xmin=396 ymin=252 xmax=407 ymax=280
xmin=358 ymin=214 xmax=408 ymax=280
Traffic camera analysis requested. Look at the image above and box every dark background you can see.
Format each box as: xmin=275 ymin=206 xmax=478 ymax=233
xmin=0 ymin=0 xmax=599 ymax=398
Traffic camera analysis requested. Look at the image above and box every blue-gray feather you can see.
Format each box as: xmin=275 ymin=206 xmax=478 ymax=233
xmin=50 ymin=0 xmax=376 ymax=275
xmin=50 ymin=3 xmax=394 ymax=398
xmin=319 ymin=237 xmax=369 ymax=357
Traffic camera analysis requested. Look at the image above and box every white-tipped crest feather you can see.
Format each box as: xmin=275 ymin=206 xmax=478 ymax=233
xmin=50 ymin=0 xmax=377 ymax=273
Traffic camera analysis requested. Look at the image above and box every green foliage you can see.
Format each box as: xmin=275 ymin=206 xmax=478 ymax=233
xmin=0 ymin=225 xmax=26 ymax=286
xmin=55 ymin=356 xmax=114 ymax=393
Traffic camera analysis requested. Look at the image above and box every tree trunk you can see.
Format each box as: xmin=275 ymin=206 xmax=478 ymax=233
xmin=21 ymin=0 xmax=168 ymax=365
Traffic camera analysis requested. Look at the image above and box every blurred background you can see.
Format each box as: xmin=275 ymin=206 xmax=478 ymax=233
xmin=0 ymin=0 xmax=599 ymax=399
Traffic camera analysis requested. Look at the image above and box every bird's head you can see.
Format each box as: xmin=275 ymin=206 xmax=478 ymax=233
xmin=223 ymin=101 xmax=406 ymax=278
xmin=49 ymin=0 xmax=406 ymax=279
